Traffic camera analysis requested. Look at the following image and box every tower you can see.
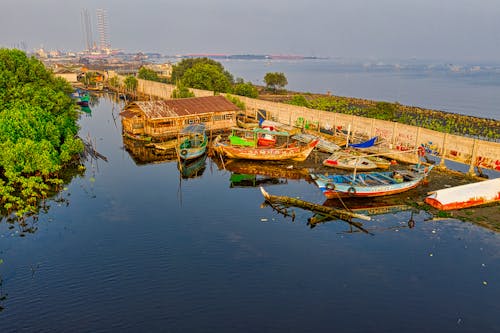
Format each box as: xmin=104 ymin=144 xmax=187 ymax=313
xmin=81 ymin=8 xmax=94 ymax=52
xmin=96 ymin=8 xmax=110 ymax=52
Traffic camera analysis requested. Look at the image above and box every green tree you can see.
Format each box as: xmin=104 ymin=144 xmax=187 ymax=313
xmin=138 ymin=67 xmax=159 ymax=81
xmin=0 ymin=48 xmax=83 ymax=219
xmin=124 ymin=75 xmax=138 ymax=92
xmin=232 ymin=81 xmax=259 ymax=98
xmin=171 ymin=81 xmax=195 ymax=98
xmin=181 ymin=63 xmax=232 ymax=93
xmin=288 ymin=95 xmax=310 ymax=108
xmin=107 ymin=75 xmax=120 ymax=88
xmin=264 ymin=72 xmax=288 ymax=92
xmin=171 ymin=57 xmax=233 ymax=84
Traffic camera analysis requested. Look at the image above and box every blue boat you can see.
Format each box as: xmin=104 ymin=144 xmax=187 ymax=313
xmin=310 ymin=164 xmax=433 ymax=199
xmin=177 ymin=124 xmax=208 ymax=161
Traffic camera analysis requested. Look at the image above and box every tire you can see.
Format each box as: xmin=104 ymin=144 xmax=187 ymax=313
xmin=180 ymin=149 xmax=188 ymax=156
xmin=326 ymin=183 xmax=335 ymax=190
xmin=347 ymin=186 xmax=357 ymax=196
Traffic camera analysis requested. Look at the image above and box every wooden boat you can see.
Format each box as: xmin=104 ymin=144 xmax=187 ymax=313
xmin=177 ymin=123 xmax=208 ymax=160
xmin=213 ymin=133 xmax=319 ymax=162
xmin=76 ymin=91 xmax=90 ymax=106
xmin=345 ymin=149 xmax=392 ymax=169
xmin=323 ymin=151 xmax=378 ymax=171
xmin=228 ymin=127 xmax=284 ymax=148
xmin=310 ymin=164 xmax=434 ymax=198
xmin=425 ymin=178 xmax=500 ymax=210
xmin=291 ymin=132 xmax=341 ymax=153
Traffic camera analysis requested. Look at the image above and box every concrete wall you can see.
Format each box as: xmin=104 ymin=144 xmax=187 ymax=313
xmin=118 ymin=77 xmax=500 ymax=174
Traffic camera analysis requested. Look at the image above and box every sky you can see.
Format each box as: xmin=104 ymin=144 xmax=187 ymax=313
xmin=2 ymin=0 xmax=500 ymax=62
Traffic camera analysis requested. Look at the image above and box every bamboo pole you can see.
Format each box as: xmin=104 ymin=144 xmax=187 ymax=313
xmin=260 ymin=187 xmax=371 ymax=221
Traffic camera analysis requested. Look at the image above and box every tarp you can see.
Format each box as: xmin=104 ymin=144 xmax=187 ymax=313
xmin=348 ymin=136 xmax=378 ymax=148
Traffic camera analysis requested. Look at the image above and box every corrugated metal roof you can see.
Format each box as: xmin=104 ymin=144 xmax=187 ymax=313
xmin=125 ymin=96 xmax=240 ymax=120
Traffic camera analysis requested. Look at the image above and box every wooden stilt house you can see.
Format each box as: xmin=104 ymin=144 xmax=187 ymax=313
xmin=120 ymin=95 xmax=241 ymax=141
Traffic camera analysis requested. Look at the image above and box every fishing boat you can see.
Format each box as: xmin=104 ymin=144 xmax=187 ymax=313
xmin=213 ymin=131 xmax=319 ymax=162
xmin=228 ymin=127 xmax=284 ymax=147
xmin=75 ymin=90 xmax=90 ymax=106
xmin=310 ymin=164 xmax=433 ymax=198
xmin=177 ymin=123 xmax=208 ymax=161
xmin=425 ymin=178 xmax=500 ymax=210
xmin=323 ymin=151 xmax=377 ymax=171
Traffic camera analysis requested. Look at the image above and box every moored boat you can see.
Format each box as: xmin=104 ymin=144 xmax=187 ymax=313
xmin=346 ymin=149 xmax=392 ymax=169
xmin=323 ymin=151 xmax=378 ymax=171
xmin=213 ymin=133 xmax=319 ymax=162
xmin=228 ymin=127 xmax=286 ymax=147
xmin=310 ymin=164 xmax=433 ymax=198
xmin=425 ymin=178 xmax=500 ymax=210
xmin=177 ymin=123 xmax=208 ymax=160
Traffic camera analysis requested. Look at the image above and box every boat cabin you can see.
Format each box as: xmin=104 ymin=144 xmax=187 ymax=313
xmin=120 ymin=95 xmax=240 ymax=141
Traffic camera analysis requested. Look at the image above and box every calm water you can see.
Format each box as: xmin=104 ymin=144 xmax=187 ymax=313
xmin=0 ymin=94 xmax=499 ymax=332
xmin=221 ymin=58 xmax=500 ymax=120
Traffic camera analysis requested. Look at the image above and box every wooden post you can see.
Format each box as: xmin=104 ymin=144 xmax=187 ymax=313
xmin=467 ymin=139 xmax=479 ymax=176
xmin=439 ymin=133 xmax=447 ymax=169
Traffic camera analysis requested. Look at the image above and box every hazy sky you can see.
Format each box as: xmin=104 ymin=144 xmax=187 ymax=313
xmin=2 ymin=0 xmax=500 ymax=62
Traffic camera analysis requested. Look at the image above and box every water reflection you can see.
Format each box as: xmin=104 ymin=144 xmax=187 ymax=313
xmin=215 ymin=158 xmax=311 ymax=181
xmin=230 ymin=173 xmax=287 ymax=188
xmin=260 ymin=185 xmax=416 ymax=234
xmin=122 ymin=135 xmax=208 ymax=180
xmin=178 ymin=154 xmax=207 ymax=179
xmin=122 ymin=136 xmax=177 ymax=165
xmin=307 ymin=198 xmax=415 ymax=233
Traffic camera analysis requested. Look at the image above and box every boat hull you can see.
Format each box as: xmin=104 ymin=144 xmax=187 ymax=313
xmin=216 ymin=139 xmax=319 ymax=162
xmin=311 ymin=165 xmax=432 ymax=198
xmin=425 ymin=178 xmax=500 ymax=210
xmin=177 ymin=124 xmax=208 ymax=161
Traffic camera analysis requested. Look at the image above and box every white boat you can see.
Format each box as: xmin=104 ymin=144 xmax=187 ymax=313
xmin=323 ymin=151 xmax=377 ymax=171
xmin=425 ymin=178 xmax=500 ymax=210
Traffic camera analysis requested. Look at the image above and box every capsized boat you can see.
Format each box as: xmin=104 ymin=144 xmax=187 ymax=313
xmin=310 ymin=164 xmax=433 ymax=198
xmin=177 ymin=123 xmax=208 ymax=160
xmin=425 ymin=178 xmax=500 ymax=210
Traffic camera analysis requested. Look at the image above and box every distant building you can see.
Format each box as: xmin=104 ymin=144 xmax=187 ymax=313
xmin=142 ymin=63 xmax=173 ymax=79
